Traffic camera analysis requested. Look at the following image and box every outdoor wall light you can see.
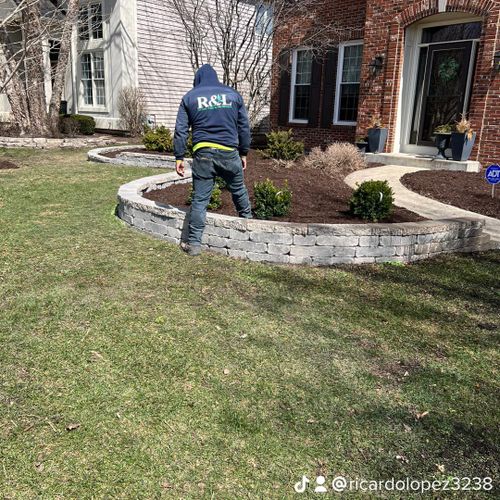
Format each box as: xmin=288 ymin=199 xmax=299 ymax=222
xmin=369 ymin=55 xmax=384 ymax=75
xmin=495 ymin=51 xmax=500 ymax=72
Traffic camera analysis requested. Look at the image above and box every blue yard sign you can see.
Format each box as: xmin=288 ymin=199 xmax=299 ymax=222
xmin=485 ymin=164 xmax=500 ymax=185
xmin=485 ymin=164 xmax=500 ymax=198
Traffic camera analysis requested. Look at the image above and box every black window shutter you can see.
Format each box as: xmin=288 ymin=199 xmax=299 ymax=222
xmin=278 ymin=50 xmax=291 ymax=126
xmin=308 ymin=55 xmax=323 ymax=127
xmin=321 ymin=49 xmax=338 ymax=129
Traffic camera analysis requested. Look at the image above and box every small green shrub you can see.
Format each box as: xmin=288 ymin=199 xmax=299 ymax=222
xmin=71 ymin=114 xmax=96 ymax=135
xmin=59 ymin=116 xmax=80 ymax=137
xmin=187 ymin=182 xmax=222 ymax=210
xmin=143 ymin=125 xmax=173 ymax=152
xmin=349 ymin=180 xmax=394 ymax=222
xmin=264 ymin=130 xmax=304 ymax=161
xmin=215 ymin=176 xmax=227 ymax=190
xmin=253 ymin=178 xmax=292 ymax=219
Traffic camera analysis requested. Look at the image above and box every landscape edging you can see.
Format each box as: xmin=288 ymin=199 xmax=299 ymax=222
xmin=88 ymin=145 xmax=191 ymax=169
xmin=117 ymin=172 xmax=487 ymax=266
xmin=0 ymin=136 xmax=126 ymax=149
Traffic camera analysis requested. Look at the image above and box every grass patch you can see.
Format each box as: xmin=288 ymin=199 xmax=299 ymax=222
xmin=0 ymin=148 xmax=499 ymax=498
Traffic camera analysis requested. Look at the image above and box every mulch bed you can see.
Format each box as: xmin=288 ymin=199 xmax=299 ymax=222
xmin=0 ymin=159 xmax=18 ymax=170
xmin=144 ymin=151 xmax=423 ymax=224
xmin=402 ymin=170 xmax=499 ymax=219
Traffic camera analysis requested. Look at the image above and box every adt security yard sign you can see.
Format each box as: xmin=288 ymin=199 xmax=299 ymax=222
xmin=485 ymin=164 xmax=500 ymax=198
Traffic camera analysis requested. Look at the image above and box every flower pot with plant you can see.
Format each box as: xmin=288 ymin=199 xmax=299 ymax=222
xmin=367 ymin=116 xmax=388 ymax=154
xmin=450 ymin=115 xmax=476 ymax=161
xmin=433 ymin=124 xmax=452 ymax=159
xmin=355 ymin=136 xmax=369 ymax=153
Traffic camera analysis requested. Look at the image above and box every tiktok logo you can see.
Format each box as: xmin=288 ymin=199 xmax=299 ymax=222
xmin=294 ymin=476 xmax=310 ymax=493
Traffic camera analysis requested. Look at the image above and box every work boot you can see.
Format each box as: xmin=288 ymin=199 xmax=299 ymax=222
xmin=181 ymin=242 xmax=202 ymax=256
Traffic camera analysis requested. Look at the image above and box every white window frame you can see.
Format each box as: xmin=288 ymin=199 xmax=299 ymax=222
xmin=334 ymin=40 xmax=363 ymax=126
xmin=288 ymin=48 xmax=312 ymax=124
xmin=78 ymin=1 xmax=104 ymax=42
xmin=78 ymin=50 xmax=107 ymax=111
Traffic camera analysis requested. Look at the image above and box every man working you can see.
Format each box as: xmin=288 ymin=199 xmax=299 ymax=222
xmin=174 ymin=64 xmax=252 ymax=256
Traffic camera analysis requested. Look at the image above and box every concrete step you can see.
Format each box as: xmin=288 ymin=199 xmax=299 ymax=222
xmin=366 ymin=152 xmax=480 ymax=173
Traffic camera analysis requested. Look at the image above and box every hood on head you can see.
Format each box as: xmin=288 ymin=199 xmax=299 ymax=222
xmin=193 ymin=64 xmax=220 ymax=87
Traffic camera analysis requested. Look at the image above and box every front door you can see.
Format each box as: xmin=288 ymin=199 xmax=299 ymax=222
xmin=404 ymin=21 xmax=481 ymax=151
xmin=416 ymin=41 xmax=472 ymax=145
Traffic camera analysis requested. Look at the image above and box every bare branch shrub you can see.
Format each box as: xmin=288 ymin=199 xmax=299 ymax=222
xmin=118 ymin=87 xmax=147 ymax=137
xmin=302 ymin=143 xmax=367 ymax=178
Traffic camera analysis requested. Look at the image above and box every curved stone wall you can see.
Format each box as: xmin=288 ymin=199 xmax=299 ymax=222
xmin=89 ymin=146 xmax=192 ymax=169
xmin=117 ymin=171 xmax=488 ymax=266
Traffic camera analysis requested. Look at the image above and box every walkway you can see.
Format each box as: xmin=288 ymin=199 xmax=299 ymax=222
xmin=345 ymin=166 xmax=500 ymax=244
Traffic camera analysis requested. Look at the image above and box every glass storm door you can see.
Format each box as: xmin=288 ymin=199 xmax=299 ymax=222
xmin=411 ymin=41 xmax=473 ymax=146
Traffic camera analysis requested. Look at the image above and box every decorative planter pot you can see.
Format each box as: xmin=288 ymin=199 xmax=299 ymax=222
xmin=450 ymin=132 xmax=476 ymax=161
xmin=434 ymin=133 xmax=451 ymax=160
xmin=356 ymin=141 xmax=369 ymax=154
xmin=367 ymin=128 xmax=388 ymax=154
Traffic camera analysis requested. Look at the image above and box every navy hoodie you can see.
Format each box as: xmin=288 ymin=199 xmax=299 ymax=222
xmin=173 ymin=64 xmax=251 ymax=160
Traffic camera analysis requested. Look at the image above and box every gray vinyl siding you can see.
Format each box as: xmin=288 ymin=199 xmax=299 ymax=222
xmin=136 ymin=0 xmax=271 ymax=132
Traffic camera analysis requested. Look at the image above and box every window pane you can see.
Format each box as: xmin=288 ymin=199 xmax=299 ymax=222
xmin=255 ymin=4 xmax=273 ymax=36
xmin=81 ymin=53 xmax=93 ymax=106
xmin=294 ymin=85 xmax=310 ymax=120
xmin=421 ymin=22 xmax=481 ymax=43
xmin=296 ymin=50 xmax=312 ymax=85
xmin=342 ymin=44 xmax=362 ymax=83
xmin=91 ymin=3 xmax=103 ymax=39
xmin=338 ymin=83 xmax=359 ymax=122
xmin=93 ymin=53 xmax=105 ymax=79
xmin=93 ymin=52 xmax=106 ymax=105
xmin=78 ymin=7 xmax=89 ymax=40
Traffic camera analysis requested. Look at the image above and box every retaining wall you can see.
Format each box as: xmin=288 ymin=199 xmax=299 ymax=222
xmin=89 ymin=146 xmax=189 ymax=168
xmin=0 ymin=135 xmax=126 ymax=149
xmin=117 ymin=171 xmax=487 ymax=266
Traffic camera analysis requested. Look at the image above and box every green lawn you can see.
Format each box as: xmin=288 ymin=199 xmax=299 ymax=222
xmin=0 ymin=148 xmax=498 ymax=498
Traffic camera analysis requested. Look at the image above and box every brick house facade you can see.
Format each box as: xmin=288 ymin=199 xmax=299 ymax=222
xmin=270 ymin=0 xmax=499 ymax=166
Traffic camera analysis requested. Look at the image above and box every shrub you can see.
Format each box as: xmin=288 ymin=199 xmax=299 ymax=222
xmin=143 ymin=125 xmax=173 ymax=152
xmin=71 ymin=114 xmax=96 ymax=135
xmin=302 ymin=142 xmax=367 ymax=178
xmin=264 ymin=129 xmax=304 ymax=161
xmin=187 ymin=182 xmax=222 ymax=210
xmin=118 ymin=86 xmax=147 ymax=137
xmin=253 ymin=178 xmax=292 ymax=219
xmin=349 ymin=180 xmax=394 ymax=222
xmin=59 ymin=116 xmax=80 ymax=137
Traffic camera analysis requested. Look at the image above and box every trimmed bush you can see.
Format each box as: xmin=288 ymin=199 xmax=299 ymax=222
xmin=264 ymin=130 xmax=304 ymax=161
xmin=302 ymin=142 xmax=367 ymax=178
xmin=143 ymin=126 xmax=173 ymax=152
xmin=71 ymin=114 xmax=96 ymax=135
xmin=253 ymin=178 xmax=292 ymax=219
xmin=59 ymin=116 xmax=80 ymax=137
xmin=187 ymin=182 xmax=223 ymax=210
xmin=349 ymin=180 xmax=394 ymax=222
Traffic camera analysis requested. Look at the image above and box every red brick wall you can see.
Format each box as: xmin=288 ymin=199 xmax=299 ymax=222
xmin=271 ymin=0 xmax=499 ymax=165
xmin=269 ymin=0 xmax=368 ymax=148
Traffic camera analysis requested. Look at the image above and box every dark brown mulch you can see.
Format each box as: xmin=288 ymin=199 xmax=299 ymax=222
xmin=0 ymin=159 xmax=18 ymax=170
xmin=102 ymin=147 xmax=169 ymax=159
xmin=143 ymin=151 xmax=423 ymax=224
xmin=402 ymin=170 xmax=499 ymax=219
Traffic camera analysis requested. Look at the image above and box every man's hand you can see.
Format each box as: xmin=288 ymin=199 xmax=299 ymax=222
xmin=241 ymin=156 xmax=247 ymax=171
xmin=176 ymin=160 xmax=185 ymax=177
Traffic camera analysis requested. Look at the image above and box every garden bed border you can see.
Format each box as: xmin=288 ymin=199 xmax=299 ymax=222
xmin=0 ymin=135 xmax=127 ymax=149
xmin=88 ymin=145 xmax=186 ymax=168
xmin=117 ymin=171 xmax=487 ymax=266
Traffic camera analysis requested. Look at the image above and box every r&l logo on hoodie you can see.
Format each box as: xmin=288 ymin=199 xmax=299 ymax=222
xmin=197 ymin=94 xmax=232 ymax=111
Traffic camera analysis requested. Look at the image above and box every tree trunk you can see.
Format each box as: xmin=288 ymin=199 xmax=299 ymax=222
xmin=22 ymin=1 xmax=49 ymax=136
xmin=48 ymin=0 xmax=79 ymax=135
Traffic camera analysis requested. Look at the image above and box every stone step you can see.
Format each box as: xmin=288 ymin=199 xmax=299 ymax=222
xmin=365 ymin=152 xmax=480 ymax=173
xmin=457 ymin=234 xmax=498 ymax=253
